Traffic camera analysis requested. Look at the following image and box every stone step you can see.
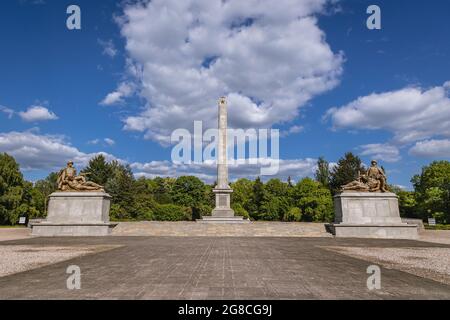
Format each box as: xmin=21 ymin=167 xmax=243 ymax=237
xmin=112 ymin=221 xmax=332 ymax=237
xmin=197 ymin=216 xmax=250 ymax=224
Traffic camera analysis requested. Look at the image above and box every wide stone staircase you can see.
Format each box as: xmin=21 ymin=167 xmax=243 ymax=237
xmin=112 ymin=221 xmax=332 ymax=237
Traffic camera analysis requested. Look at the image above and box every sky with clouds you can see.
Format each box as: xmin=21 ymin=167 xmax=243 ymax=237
xmin=0 ymin=0 xmax=449 ymax=188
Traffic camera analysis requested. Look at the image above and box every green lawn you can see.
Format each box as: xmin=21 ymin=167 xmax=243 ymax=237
xmin=425 ymin=224 xmax=450 ymax=230
xmin=0 ymin=225 xmax=27 ymax=229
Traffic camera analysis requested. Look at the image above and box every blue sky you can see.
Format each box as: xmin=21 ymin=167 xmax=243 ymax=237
xmin=1 ymin=0 xmax=449 ymax=188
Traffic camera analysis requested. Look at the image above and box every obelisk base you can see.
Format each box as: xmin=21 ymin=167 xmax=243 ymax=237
xmin=197 ymin=188 xmax=249 ymax=223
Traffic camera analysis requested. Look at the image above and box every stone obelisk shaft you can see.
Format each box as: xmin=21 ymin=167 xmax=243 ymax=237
xmin=217 ymin=97 xmax=229 ymax=189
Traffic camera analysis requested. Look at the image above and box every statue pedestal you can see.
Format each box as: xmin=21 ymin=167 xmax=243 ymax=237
xmin=198 ymin=188 xmax=249 ymax=224
xmin=328 ymin=192 xmax=418 ymax=239
xmin=31 ymin=192 xmax=117 ymax=237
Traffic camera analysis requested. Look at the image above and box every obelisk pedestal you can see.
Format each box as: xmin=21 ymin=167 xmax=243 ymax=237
xmin=198 ymin=97 xmax=248 ymax=223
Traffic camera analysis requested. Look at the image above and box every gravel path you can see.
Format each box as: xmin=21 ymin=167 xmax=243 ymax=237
xmin=324 ymin=246 xmax=450 ymax=285
xmin=0 ymin=245 xmax=120 ymax=278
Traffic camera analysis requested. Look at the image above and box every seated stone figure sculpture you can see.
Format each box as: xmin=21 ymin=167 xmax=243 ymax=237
xmin=57 ymin=161 xmax=104 ymax=192
xmin=341 ymin=160 xmax=388 ymax=193
xmin=366 ymin=160 xmax=388 ymax=192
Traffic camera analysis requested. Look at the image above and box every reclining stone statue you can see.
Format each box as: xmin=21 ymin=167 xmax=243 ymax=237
xmin=57 ymin=161 xmax=104 ymax=192
xmin=341 ymin=160 xmax=388 ymax=193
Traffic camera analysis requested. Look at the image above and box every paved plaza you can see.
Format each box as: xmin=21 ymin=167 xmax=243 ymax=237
xmin=1 ymin=230 xmax=450 ymax=299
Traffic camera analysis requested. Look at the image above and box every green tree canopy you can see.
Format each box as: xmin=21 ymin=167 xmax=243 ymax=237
xmin=292 ymin=178 xmax=334 ymax=222
xmin=105 ymin=161 xmax=136 ymax=213
xmin=315 ymin=156 xmax=330 ymax=187
xmin=330 ymin=152 xmax=365 ymax=194
xmin=231 ymin=178 xmax=254 ymax=213
xmin=0 ymin=153 xmax=39 ymax=224
xmin=33 ymin=172 xmax=58 ymax=217
xmin=170 ymin=176 xmax=206 ymax=220
xmin=249 ymin=177 xmax=265 ymax=219
xmin=412 ymin=161 xmax=450 ymax=223
xmin=81 ymin=154 xmax=113 ymax=186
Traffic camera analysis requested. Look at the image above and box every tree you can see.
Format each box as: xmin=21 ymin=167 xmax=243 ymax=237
xmin=259 ymin=194 xmax=290 ymax=221
xmin=33 ymin=172 xmax=58 ymax=216
xmin=249 ymin=177 xmax=265 ymax=219
xmin=283 ymin=207 xmax=302 ymax=222
xmin=287 ymin=176 xmax=294 ymax=188
xmin=151 ymin=177 xmax=176 ymax=204
xmin=260 ymin=179 xmax=290 ymax=220
xmin=265 ymin=179 xmax=289 ymax=198
xmin=105 ymin=161 xmax=135 ymax=219
xmin=412 ymin=161 xmax=450 ymax=223
xmin=315 ymin=156 xmax=330 ymax=187
xmin=330 ymin=152 xmax=365 ymax=194
xmin=231 ymin=178 xmax=254 ymax=214
xmin=81 ymin=155 xmax=112 ymax=186
xmin=0 ymin=153 xmax=39 ymax=225
xmin=397 ymin=191 xmax=418 ymax=218
xmin=132 ymin=177 xmax=157 ymax=220
xmin=232 ymin=203 xmax=250 ymax=219
xmin=153 ymin=204 xmax=191 ymax=221
xmin=170 ymin=176 xmax=206 ymax=220
xmin=390 ymin=185 xmax=418 ymax=219
xmin=292 ymin=178 xmax=334 ymax=222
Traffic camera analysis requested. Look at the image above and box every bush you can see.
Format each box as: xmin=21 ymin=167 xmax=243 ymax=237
xmin=154 ymin=204 xmax=191 ymax=221
xmin=110 ymin=204 xmax=131 ymax=221
xmin=232 ymin=204 xmax=250 ymax=219
xmin=135 ymin=208 xmax=154 ymax=221
xmin=196 ymin=203 xmax=212 ymax=218
xmin=283 ymin=207 xmax=302 ymax=222
xmin=293 ymin=178 xmax=334 ymax=222
xmin=259 ymin=199 xmax=281 ymax=221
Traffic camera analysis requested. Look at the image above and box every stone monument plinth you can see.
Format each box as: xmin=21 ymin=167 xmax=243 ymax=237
xmin=200 ymin=188 xmax=248 ymax=223
xmin=328 ymin=192 xmax=418 ymax=239
xmin=31 ymin=192 xmax=117 ymax=236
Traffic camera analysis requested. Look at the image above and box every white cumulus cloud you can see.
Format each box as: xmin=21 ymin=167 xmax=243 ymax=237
xmin=100 ymin=83 xmax=134 ymax=106
xmin=325 ymin=82 xmax=450 ymax=144
xmin=115 ymin=0 xmax=343 ymax=144
xmin=0 ymin=131 xmax=117 ymax=171
xmin=409 ymin=139 xmax=450 ymax=158
xmin=132 ymin=158 xmax=317 ymax=184
xmin=18 ymin=106 xmax=58 ymax=122
xmin=358 ymin=143 xmax=401 ymax=163
xmin=104 ymin=138 xmax=116 ymax=146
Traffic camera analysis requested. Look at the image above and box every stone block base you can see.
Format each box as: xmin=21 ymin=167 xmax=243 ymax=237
xmin=211 ymin=208 xmax=235 ymax=217
xmin=201 ymin=187 xmax=248 ymax=223
xmin=330 ymin=192 xmax=418 ymax=239
xmin=32 ymin=223 xmax=117 ymax=237
xmin=197 ymin=216 xmax=250 ymax=224
xmin=31 ymin=192 xmax=116 ymax=237
xmin=328 ymin=223 xmax=418 ymax=239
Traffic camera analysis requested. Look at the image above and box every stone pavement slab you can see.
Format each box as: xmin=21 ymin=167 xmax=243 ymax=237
xmin=0 ymin=228 xmax=30 ymax=242
xmin=0 ymin=236 xmax=449 ymax=300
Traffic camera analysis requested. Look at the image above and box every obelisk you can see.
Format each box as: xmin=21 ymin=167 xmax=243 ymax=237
xmin=217 ymin=96 xmax=230 ymax=190
xmin=199 ymin=97 xmax=247 ymax=223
